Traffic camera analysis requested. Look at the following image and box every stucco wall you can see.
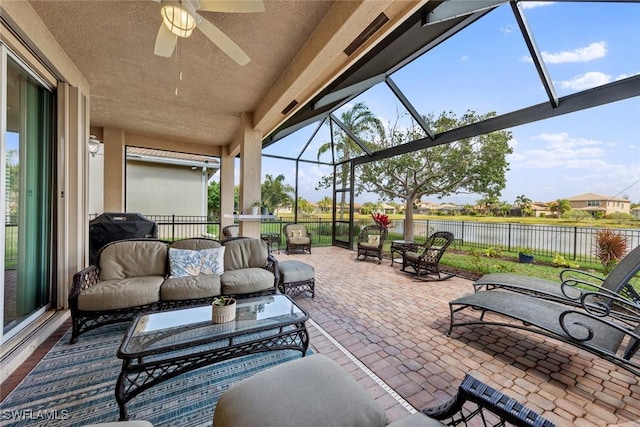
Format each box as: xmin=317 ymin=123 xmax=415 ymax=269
xmin=126 ymin=161 xmax=206 ymax=216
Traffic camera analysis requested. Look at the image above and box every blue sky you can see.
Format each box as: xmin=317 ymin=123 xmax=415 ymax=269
xmin=260 ymin=1 xmax=640 ymax=207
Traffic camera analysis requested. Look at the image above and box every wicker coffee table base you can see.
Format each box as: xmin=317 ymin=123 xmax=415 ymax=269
xmin=116 ymin=323 xmax=309 ymax=421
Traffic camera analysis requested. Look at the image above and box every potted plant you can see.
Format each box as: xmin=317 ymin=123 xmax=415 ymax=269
xmin=211 ymin=296 xmax=237 ymax=323
xmin=251 ymin=200 xmax=261 ymax=215
xmin=517 ymin=247 xmax=534 ymax=264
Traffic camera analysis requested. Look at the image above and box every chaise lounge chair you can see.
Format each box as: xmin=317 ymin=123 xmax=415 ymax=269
xmin=473 ymin=245 xmax=640 ymax=317
xmin=449 ymin=289 xmax=640 ymax=377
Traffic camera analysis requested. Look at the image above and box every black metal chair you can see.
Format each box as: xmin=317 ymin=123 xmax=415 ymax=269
xmin=357 ymin=224 xmax=388 ymax=264
xmin=402 ymin=231 xmax=455 ymax=281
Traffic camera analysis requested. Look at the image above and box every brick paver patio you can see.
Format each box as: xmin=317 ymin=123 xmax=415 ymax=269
xmin=283 ymin=246 xmax=640 ymax=426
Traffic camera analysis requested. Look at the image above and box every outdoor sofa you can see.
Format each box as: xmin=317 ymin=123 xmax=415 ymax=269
xmin=69 ymin=237 xmax=278 ymax=343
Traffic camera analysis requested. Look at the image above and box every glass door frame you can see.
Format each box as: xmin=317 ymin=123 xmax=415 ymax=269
xmin=1 ymin=45 xmax=55 ymax=344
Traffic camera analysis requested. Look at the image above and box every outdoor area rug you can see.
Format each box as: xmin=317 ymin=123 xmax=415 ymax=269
xmin=1 ymin=323 xmax=311 ymax=426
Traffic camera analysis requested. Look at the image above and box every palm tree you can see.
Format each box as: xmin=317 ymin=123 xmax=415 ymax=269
xmin=317 ymin=196 xmax=333 ymax=213
xmin=261 ymin=174 xmax=294 ymax=213
xmin=317 ymin=103 xmax=383 ymax=219
xmin=514 ymin=194 xmax=532 ymax=217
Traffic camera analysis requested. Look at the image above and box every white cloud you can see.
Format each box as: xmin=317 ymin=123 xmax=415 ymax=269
xmin=520 ymin=2 xmax=555 ymax=10
xmin=500 ymin=25 xmax=516 ymax=34
xmin=459 ymin=55 xmax=469 ymax=61
xmin=521 ymin=41 xmax=607 ymax=64
xmin=542 ymin=41 xmax=607 ymax=64
xmin=511 ymin=132 xmax=605 ymax=169
xmin=557 ymin=71 xmax=612 ymax=90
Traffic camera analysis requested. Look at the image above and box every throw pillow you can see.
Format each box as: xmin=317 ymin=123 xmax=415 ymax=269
xmin=169 ymin=247 xmax=225 ymax=278
xmin=367 ymin=235 xmax=380 ymax=245
xmin=200 ymin=247 xmax=225 ymax=275
xmin=292 ymin=230 xmax=302 ymax=237
xmin=169 ymin=248 xmax=202 ymax=278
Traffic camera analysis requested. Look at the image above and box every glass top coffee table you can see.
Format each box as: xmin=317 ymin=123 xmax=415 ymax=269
xmin=115 ymin=294 xmax=309 ymax=420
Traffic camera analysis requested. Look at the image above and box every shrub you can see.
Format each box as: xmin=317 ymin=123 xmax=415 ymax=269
xmin=594 ymin=228 xmax=627 ymax=274
xmin=552 ymin=253 xmax=579 ymax=269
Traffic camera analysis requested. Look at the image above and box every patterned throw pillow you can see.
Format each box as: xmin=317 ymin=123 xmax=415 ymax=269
xmin=200 ymin=247 xmax=225 ymax=275
xmin=367 ymin=235 xmax=380 ymax=245
xmin=169 ymin=247 xmax=225 ymax=277
xmin=169 ymin=248 xmax=201 ymax=278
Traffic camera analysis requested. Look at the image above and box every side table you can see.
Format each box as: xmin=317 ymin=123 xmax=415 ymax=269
xmin=390 ymin=240 xmax=419 ymax=267
xmin=260 ymin=232 xmax=281 ymax=253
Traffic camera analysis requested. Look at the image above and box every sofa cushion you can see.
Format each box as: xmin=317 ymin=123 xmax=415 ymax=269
xmin=222 ymin=238 xmax=268 ymax=271
xmin=213 ymin=354 xmax=389 ymax=427
xmin=161 ymin=274 xmax=222 ymax=301
xmin=168 ymin=247 xmax=225 ymax=277
xmin=170 ymin=238 xmax=222 ymax=251
xmin=221 ymin=268 xmax=274 ymax=295
xmin=99 ymin=240 xmax=167 ymax=280
xmin=78 ymin=276 xmax=164 ymax=311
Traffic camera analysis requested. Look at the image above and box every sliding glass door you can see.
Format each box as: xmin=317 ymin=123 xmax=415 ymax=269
xmin=2 ymin=54 xmax=54 ymax=339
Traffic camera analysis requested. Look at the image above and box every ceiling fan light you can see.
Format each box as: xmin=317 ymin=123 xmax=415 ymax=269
xmin=161 ymin=5 xmax=196 ymax=38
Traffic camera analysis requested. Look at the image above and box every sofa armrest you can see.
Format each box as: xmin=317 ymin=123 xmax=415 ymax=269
xmin=422 ymin=374 xmax=555 ymax=427
xmin=265 ymin=253 xmax=280 ymax=287
xmin=70 ymin=265 xmax=100 ymax=300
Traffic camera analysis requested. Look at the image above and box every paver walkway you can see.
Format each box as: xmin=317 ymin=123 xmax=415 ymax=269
xmin=281 ymin=246 xmax=640 ymax=426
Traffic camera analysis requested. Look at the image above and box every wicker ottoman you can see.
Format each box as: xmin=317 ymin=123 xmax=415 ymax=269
xmin=278 ymin=260 xmax=315 ymax=298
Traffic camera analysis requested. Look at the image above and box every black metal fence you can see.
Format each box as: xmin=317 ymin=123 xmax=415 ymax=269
xmin=6 ymin=214 xmax=634 ymax=266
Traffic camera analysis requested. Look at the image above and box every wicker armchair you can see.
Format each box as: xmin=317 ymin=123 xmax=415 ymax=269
xmin=402 ymin=231 xmax=455 ymax=281
xmin=222 ymin=224 xmax=239 ymax=239
xmin=357 ymin=225 xmax=388 ymax=264
xmin=283 ymin=223 xmax=311 ymax=254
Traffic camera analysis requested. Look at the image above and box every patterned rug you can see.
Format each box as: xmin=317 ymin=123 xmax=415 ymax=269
xmin=1 ymin=323 xmax=311 ymax=426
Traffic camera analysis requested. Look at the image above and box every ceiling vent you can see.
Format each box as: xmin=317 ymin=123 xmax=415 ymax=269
xmin=281 ymin=100 xmax=299 ymax=115
xmin=344 ymin=12 xmax=389 ymax=57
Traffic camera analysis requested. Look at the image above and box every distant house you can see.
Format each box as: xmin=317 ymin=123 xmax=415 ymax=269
xmin=530 ymin=202 xmax=550 ymax=217
xmin=631 ymin=206 xmax=640 ymax=220
xmin=89 ymin=146 xmax=219 ymax=216
xmin=565 ymin=193 xmax=631 ymax=217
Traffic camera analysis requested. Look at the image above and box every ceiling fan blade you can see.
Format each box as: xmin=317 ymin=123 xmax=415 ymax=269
xmin=197 ymin=18 xmax=250 ymax=65
xmin=197 ymin=0 xmax=265 ymax=13
xmin=154 ymin=24 xmax=178 ymax=57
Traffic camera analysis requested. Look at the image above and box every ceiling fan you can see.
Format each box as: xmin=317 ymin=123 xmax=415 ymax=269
xmin=153 ymin=0 xmax=264 ymax=65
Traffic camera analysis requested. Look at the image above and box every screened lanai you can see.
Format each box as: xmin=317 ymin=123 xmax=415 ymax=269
xmin=260 ymin=0 xmax=640 ymax=249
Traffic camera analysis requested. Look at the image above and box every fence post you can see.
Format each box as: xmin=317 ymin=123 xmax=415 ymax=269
xmin=507 ymin=223 xmax=512 ymax=252
xmin=172 ymin=215 xmax=176 ymax=241
xmin=573 ymin=226 xmax=578 ymax=260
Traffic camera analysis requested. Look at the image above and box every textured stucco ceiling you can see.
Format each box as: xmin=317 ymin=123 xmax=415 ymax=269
xmin=28 ymin=0 xmax=337 ymax=146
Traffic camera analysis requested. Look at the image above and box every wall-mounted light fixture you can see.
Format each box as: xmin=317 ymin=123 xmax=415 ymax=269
xmin=88 ymin=135 xmax=101 ymax=157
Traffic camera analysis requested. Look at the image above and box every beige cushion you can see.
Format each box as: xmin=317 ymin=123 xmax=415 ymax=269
xmin=78 ymin=276 xmax=164 ymax=310
xmin=285 ymin=224 xmax=308 ymax=237
xmin=288 ymin=236 xmax=311 ymax=245
xmin=213 ymin=354 xmax=389 ymax=427
xmin=360 ymin=242 xmax=379 ymax=249
xmin=160 ymin=274 xmax=221 ymax=301
xmin=279 ymin=260 xmax=314 ymax=283
xmin=368 ymin=235 xmax=380 ymax=245
xmin=389 ymin=413 xmax=444 ymax=427
xmin=170 ymin=238 xmax=221 ymax=251
xmin=222 ymin=238 xmax=268 ymax=271
xmin=221 ymin=268 xmax=274 ymax=294
xmin=99 ymin=240 xmax=167 ymax=280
